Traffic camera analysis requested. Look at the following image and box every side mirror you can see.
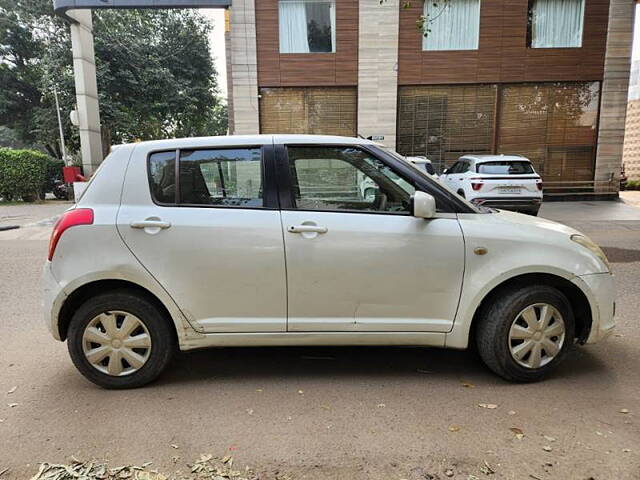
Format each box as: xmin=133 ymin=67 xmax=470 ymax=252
xmin=412 ymin=191 xmax=436 ymax=219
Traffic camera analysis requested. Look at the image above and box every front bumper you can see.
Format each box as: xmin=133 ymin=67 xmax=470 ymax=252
xmin=576 ymin=272 xmax=616 ymax=344
xmin=42 ymin=261 xmax=66 ymax=341
xmin=472 ymin=196 xmax=542 ymax=213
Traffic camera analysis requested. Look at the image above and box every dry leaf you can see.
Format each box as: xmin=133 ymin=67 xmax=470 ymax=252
xmin=7 ymin=387 xmax=16 ymax=395
xmin=542 ymin=435 xmax=556 ymax=442
xmin=508 ymin=410 xmax=517 ymax=416
xmin=297 ymin=390 xmax=304 ymax=395
xmin=377 ymin=403 xmax=386 ymax=408
xmin=448 ymin=425 xmax=461 ymax=432
xmin=170 ymin=444 xmax=179 ymax=449
xmin=622 ymin=448 xmax=631 ymax=453
xmin=461 ymin=382 xmax=475 ymax=388
xmin=480 ymin=460 xmax=495 ymax=475
xmin=444 ymin=469 xmax=454 ymax=477
xmin=542 ymin=445 xmax=553 ymax=452
xmin=478 ymin=403 xmax=498 ymax=409
xmin=509 ymin=427 xmax=525 ymax=440
xmin=246 ymin=409 xmax=254 ymax=415
xmin=619 ymin=408 xmax=630 ymax=414
xmin=7 ymin=403 xmax=17 ymax=408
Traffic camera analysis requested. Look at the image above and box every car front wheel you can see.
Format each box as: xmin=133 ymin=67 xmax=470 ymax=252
xmin=475 ymin=284 xmax=575 ymax=382
xmin=67 ymin=290 xmax=175 ymax=389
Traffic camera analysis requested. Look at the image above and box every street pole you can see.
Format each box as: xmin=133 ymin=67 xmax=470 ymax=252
xmin=53 ymin=85 xmax=68 ymax=166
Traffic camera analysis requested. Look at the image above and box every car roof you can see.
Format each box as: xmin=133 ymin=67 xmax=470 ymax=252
xmin=459 ymin=154 xmax=530 ymax=163
xmin=121 ymin=134 xmax=377 ymax=150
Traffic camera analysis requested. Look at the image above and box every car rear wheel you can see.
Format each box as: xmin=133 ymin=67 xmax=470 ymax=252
xmin=67 ymin=290 xmax=175 ymax=389
xmin=475 ymin=284 xmax=575 ymax=382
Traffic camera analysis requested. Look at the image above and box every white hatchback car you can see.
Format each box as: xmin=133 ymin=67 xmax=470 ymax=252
xmin=440 ymin=155 xmax=543 ymax=215
xmin=43 ymin=135 xmax=615 ymax=389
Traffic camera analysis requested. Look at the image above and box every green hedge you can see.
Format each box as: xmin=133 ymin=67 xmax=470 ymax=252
xmin=0 ymin=148 xmax=50 ymax=202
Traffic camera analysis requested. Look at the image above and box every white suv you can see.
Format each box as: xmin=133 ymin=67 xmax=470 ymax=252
xmin=440 ymin=155 xmax=543 ymax=215
xmin=43 ymin=135 xmax=614 ymax=388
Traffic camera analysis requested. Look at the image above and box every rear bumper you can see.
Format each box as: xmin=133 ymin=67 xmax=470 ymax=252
xmin=472 ymin=196 xmax=542 ymax=213
xmin=42 ymin=261 xmax=66 ymax=341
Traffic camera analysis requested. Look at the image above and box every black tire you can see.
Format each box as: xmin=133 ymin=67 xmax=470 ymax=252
xmin=475 ymin=284 xmax=575 ymax=382
xmin=67 ymin=290 xmax=175 ymax=389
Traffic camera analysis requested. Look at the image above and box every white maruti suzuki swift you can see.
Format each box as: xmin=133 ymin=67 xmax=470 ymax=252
xmin=43 ymin=135 xmax=615 ymax=389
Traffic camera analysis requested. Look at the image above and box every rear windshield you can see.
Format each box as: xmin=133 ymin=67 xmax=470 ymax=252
xmin=477 ymin=161 xmax=534 ymax=175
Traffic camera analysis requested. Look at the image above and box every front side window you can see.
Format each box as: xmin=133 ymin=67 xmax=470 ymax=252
xmin=287 ymin=146 xmax=416 ymax=213
xmin=477 ymin=161 xmax=535 ymax=174
xmin=279 ymin=0 xmax=336 ymax=53
xmin=529 ymin=0 xmax=585 ymax=48
xmin=179 ymin=148 xmax=263 ymax=207
xmin=422 ymin=0 xmax=481 ymax=51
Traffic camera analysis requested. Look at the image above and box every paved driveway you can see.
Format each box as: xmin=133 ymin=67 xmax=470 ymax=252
xmin=0 ymin=200 xmax=638 ymax=479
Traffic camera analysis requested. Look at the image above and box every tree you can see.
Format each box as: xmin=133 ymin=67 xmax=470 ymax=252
xmin=0 ymin=0 xmax=227 ymax=158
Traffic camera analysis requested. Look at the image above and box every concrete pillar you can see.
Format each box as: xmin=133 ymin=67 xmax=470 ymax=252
xmin=594 ymin=0 xmax=635 ymax=193
xmin=69 ymin=10 xmax=103 ymax=175
xmin=357 ymin=0 xmax=400 ymax=148
xmin=228 ymin=0 xmax=260 ymax=134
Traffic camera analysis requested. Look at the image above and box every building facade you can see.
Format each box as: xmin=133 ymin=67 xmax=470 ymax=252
xmin=623 ymin=60 xmax=640 ymax=180
xmin=227 ymin=0 xmax=635 ymax=195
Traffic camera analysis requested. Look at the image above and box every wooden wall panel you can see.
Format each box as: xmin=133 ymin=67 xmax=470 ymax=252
xmin=256 ymin=0 xmax=359 ymax=87
xmin=398 ymin=0 xmax=610 ymax=85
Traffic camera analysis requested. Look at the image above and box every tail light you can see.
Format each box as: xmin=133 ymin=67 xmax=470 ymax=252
xmin=536 ymin=180 xmax=543 ymax=191
xmin=471 ymin=179 xmax=484 ymax=191
xmin=48 ymin=208 xmax=94 ymax=261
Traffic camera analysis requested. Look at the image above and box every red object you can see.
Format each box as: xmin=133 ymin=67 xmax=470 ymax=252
xmin=63 ymin=166 xmax=83 ymax=184
xmin=48 ymin=208 xmax=94 ymax=261
xmin=537 ymin=181 xmax=543 ymax=191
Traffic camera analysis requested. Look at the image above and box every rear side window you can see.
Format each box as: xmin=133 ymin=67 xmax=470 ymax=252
xmin=148 ymin=148 xmax=263 ymax=207
xmin=149 ymin=151 xmax=176 ymax=204
xmin=477 ymin=161 xmax=534 ymax=174
xmin=179 ymin=149 xmax=263 ymax=207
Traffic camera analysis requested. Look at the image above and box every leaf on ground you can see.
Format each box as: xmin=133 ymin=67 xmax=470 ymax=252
xmin=542 ymin=435 xmax=556 ymax=442
xmin=509 ymin=427 xmax=525 ymax=440
xmin=246 ymin=409 xmax=254 ymax=416
xmin=297 ymin=390 xmax=304 ymax=395
xmin=480 ymin=460 xmax=495 ymax=475
xmin=542 ymin=445 xmax=553 ymax=452
xmin=7 ymin=403 xmax=17 ymax=408
xmin=170 ymin=444 xmax=179 ymax=449
xmin=508 ymin=410 xmax=517 ymax=416
xmin=619 ymin=408 xmax=630 ymax=414
xmin=478 ymin=403 xmax=498 ymax=409
xmin=448 ymin=425 xmax=461 ymax=432
xmin=7 ymin=387 xmax=16 ymax=395
xmin=377 ymin=403 xmax=386 ymax=408
xmin=461 ymin=382 xmax=475 ymax=388
xmin=622 ymin=448 xmax=631 ymax=453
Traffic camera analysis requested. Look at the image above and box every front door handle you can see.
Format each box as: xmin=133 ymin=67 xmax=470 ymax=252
xmin=130 ymin=220 xmax=171 ymax=229
xmin=288 ymin=225 xmax=328 ymax=234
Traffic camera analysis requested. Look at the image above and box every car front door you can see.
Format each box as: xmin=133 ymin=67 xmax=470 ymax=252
xmin=117 ymin=143 xmax=287 ymax=333
xmin=278 ymin=144 xmax=465 ymax=333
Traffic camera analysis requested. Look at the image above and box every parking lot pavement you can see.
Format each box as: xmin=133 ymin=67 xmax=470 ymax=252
xmin=0 ymin=200 xmax=639 ymax=480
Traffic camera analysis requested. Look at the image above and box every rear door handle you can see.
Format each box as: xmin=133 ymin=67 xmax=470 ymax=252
xmin=130 ymin=220 xmax=171 ymax=229
xmin=288 ymin=225 xmax=328 ymax=234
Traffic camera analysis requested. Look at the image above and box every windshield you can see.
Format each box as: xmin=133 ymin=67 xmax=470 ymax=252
xmin=477 ymin=161 xmax=534 ymax=175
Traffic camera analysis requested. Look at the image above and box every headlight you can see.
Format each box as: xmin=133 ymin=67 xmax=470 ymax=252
xmin=570 ymin=234 xmax=610 ymax=272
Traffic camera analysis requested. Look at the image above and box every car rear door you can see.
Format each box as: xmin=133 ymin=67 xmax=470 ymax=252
xmin=276 ymin=143 xmax=465 ymax=333
xmin=117 ymin=140 xmax=287 ymax=333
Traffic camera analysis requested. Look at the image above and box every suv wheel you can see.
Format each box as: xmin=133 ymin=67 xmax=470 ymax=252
xmin=475 ymin=285 xmax=575 ymax=382
xmin=67 ymin=290 xmax=175 ymax=389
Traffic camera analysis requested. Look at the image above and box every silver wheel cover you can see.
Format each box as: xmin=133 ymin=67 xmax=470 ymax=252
xmin=82 ymin=311 xmax=152 ymax=376
xmin=508 ymin=303 xmax=566 ymax=369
